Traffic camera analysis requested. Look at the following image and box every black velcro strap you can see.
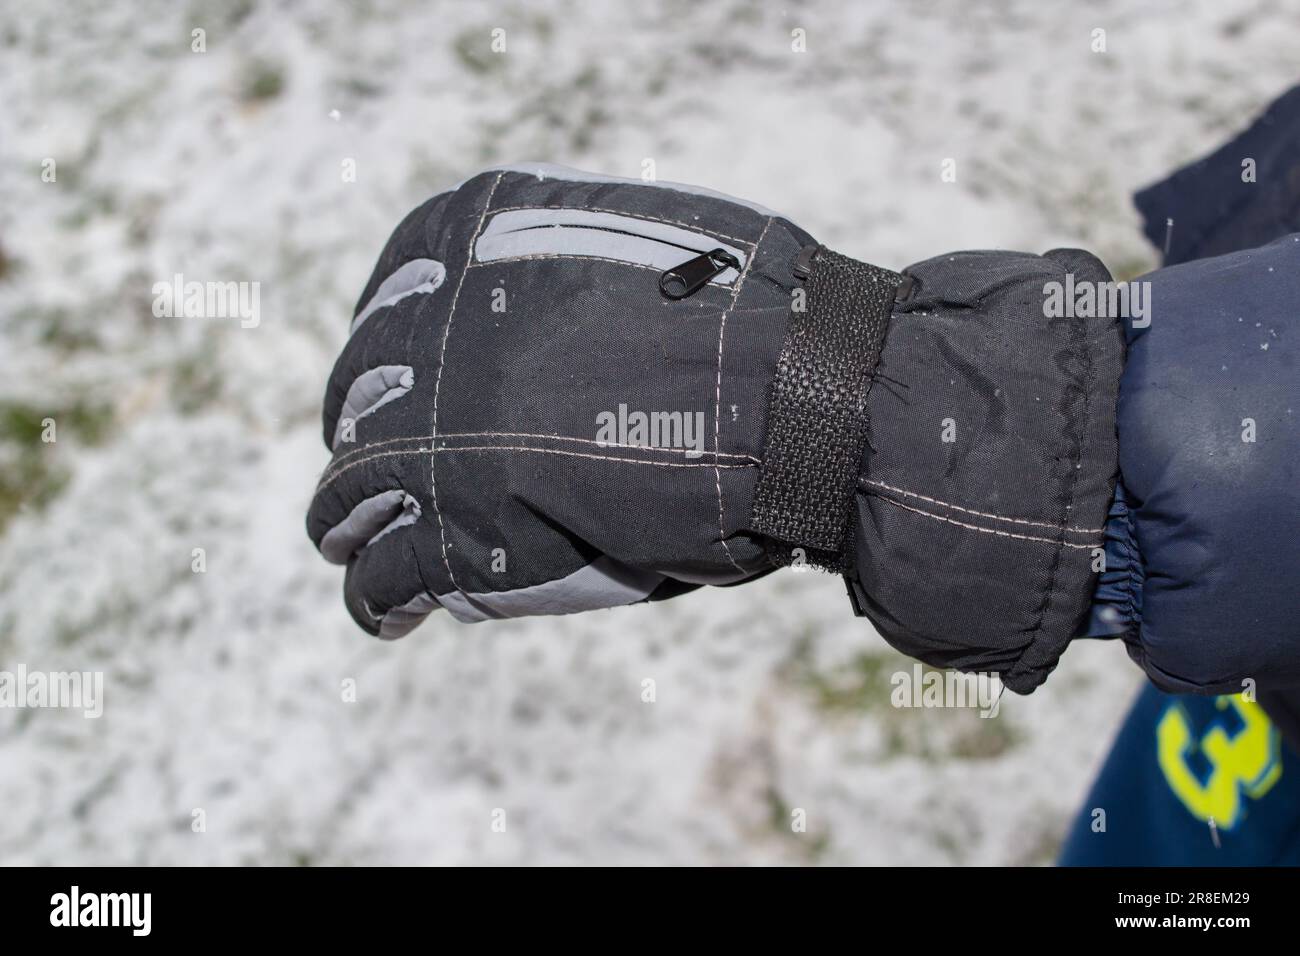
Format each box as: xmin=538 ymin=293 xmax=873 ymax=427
xmin=750 ymin=246 xmax=902 ymax=569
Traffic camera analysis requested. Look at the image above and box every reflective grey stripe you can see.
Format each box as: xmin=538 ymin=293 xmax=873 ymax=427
xmin=379 ymin=592 xmax=441 ymax=639
xmin=332 ymin=365 xmax=415 ymax=449
xmin=351 ymin=258 xmax=446 ymax=334
xmin=435 ymin=556 xmax=664 ymax=623
xmin=367 ymin=493 xmax=421 ymax=548
xmin=320 ymin=489 xmax=406 ymax=564
xmin=475 ymin=208 xmax=745 ymax=283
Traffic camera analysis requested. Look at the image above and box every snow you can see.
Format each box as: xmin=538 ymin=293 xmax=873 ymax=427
xmin=1 ymin=0 xmax=1293 ymax=864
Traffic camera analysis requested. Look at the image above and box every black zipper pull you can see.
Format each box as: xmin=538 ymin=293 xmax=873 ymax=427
xmin=659 ymin=248 xmax=741 ymax=300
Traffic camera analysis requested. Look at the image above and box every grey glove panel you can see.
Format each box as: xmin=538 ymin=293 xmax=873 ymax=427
xmin=331 ymin=365 xmax=415 ymax=449
xmin=435 ymin=556 xmax=665 ymax=622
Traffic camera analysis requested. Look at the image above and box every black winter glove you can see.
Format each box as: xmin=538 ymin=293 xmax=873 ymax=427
xmin=306 ymin=165 xmax=1123 ymax=693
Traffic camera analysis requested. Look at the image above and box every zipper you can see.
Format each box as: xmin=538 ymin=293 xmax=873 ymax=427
xmin=658 ymin=248 xmax=742 ymax=300
xmin=475 ymin=208 xmax=746 ymax=298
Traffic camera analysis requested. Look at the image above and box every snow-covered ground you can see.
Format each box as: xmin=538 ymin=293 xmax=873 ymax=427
xmin=0 ymin=0 xmax=1294 ymax=865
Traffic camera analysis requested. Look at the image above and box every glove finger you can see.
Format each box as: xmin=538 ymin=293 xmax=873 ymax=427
xmin=322 ymin=268 xmax=449 ymax=450
xmin=348 ymin=257 xmax=446 ymax=338
xmin=316 ymin=488 xmax=412 ymax=565
xmin=348 ymin=187 xmax=457 ymax=329
xmin=308 ymin=431 xmax=454 ymax=639
xmin=342 ymin=510 xmax=444 ymax=639
xmin=307 ymin=446 xmax=431 ymax=565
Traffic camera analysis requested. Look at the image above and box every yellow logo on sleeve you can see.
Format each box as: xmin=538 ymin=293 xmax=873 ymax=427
xmin=1156 ymin=695 xmax=1281 ymax=829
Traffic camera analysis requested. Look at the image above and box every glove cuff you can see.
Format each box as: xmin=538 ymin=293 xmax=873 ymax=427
xmin=845 ymin=249 xmax=1125 ymax=693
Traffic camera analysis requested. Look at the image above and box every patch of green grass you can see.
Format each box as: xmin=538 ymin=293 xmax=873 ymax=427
xmin=948 ymin=714 xmax=1022 ymax=760
xmin=782 ymin=637 xmax=1023 ymax=762
xmin=763 ymin=784 xmax=831 ymax=860
xmin=34 ymin=306 xmax=103 ymax=352
xmin=53 ymin=590 xmax=144 ymax=651
xmin=781 ymin=634 xmax=906 ymax=716
xmin=240 ymin=60 xmax=286 ymax=102
xmin=0 ymin=398 xmax=116 ymax=531
xmin=0 ymin=404 xmax=48 ymax=445
xmin=340 ymin=75 xmax=383 ymax=98
xmin=0 ymin=399 xmax=115 ymax=446
xmin=498 ymin=65 xmax=613 ymax=156
xmin=805 ymin=651 xmax=897 ymax=714
xmin=0 ymin=453 xmax=69 ymax=532
xmin=1008 ymin=811 xmax=1066 ymax=866
xmin=453 ymin=28 xmax=504 ymax=75
xmin=170 ymin=353 xmax=224 ymax=414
